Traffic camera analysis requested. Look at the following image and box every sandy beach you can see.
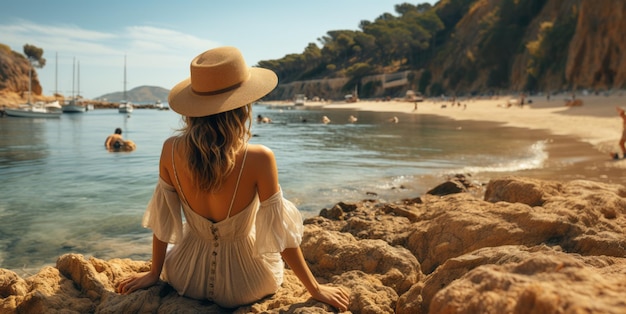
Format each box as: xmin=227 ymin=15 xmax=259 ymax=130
xmin=317 ymin=93 xmax=626 ymax=172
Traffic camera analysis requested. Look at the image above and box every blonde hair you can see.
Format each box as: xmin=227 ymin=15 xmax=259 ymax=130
xmin=179 ymin=104 xmax=252 ymax=192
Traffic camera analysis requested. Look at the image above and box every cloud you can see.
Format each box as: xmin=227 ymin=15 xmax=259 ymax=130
xmin=1 ymin=19 xmax=216 ymax=70
xmin=0 ymin=19 xmax=220 ymax=97
xmin=123 ymin=26 xmax=219 ymax=69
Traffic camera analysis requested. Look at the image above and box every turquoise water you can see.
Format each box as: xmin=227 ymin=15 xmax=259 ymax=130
xmin=0 ymin=104 xmax=586 ymax=274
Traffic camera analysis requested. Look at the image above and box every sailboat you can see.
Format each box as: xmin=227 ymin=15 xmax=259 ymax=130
xmin=62 ymin=58 xmax=87 ymax=113
xmin=5 ymin=60 xmax=62 ymax=118
xmin=118 ymin=55 xmax=134 ymax=114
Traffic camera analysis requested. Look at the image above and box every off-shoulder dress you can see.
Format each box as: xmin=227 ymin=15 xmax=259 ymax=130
xmin=141 ymin=144 xmax=303 ymax=308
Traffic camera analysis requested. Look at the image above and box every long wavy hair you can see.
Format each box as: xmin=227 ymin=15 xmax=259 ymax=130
xmin=178 ymin=104 xmax=252 ymax=192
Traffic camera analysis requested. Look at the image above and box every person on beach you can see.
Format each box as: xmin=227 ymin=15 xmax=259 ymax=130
xmin=616 ymin=106 xmax=626 ymax=159
xmin=116 ymin=46 xmax=350 ymax=311
xmin=104 ymin=127 xmax=136 ymax=152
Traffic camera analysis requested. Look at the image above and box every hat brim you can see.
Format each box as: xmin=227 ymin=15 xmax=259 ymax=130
xmin=168 ymin=67 xmax=278 ymax=117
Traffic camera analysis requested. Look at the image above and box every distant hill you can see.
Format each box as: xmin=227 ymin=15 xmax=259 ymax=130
xmin=96 ymin=85 xmax=169 ymax=103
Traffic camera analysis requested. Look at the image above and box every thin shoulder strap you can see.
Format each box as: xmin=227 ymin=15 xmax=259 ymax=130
xmin=226 ymin=144 xmax=248 ymax=218
xmin=171 ymin=138 xmax=190 ymax=207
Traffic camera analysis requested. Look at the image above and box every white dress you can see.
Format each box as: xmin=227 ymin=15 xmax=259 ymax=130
xmin=141 ymin=145 xmax=303 ymax=308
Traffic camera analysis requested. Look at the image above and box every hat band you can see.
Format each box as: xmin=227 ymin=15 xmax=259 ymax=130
xmin=193 ymin=82 xmax=242 ymax=96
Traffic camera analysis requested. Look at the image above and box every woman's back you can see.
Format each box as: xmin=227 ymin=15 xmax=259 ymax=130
xmin=160 ymin=137 xmax=280 ymax=222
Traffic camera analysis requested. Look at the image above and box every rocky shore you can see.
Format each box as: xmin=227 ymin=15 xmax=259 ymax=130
xmin=1 ymin=176 xmax=625 ymax=313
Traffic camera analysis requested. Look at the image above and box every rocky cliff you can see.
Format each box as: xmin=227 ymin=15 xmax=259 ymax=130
xmin=429 ymin=0 xmax=626 ymax=94
xmin=2 ymin=177 xmax=625 ymax=313
xmin=264 ymin=0 xmax=626 ymax=100
xmin=0 ymin=44 xmax=45 ymax=103
xmin=565 ymin=0 xmax=626 ymax=89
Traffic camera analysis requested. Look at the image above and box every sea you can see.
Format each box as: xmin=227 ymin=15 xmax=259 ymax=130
xmin=0 ymin=103 xmax=616 ymax=276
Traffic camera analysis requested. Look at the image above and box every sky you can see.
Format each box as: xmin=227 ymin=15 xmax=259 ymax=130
xmin=1 ymin=0 xmax=438 ymax=100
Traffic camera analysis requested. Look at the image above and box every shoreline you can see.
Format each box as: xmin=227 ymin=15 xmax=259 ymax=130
xmin=318 ymin=93 xmax=624 ymax=156
xmin=285 ymin=93 xmax=626 ymax=170
xmin=259 ymin=92 xmax=626 ymax=188
xmin=325 ymin=94 xmax=626 ymax=186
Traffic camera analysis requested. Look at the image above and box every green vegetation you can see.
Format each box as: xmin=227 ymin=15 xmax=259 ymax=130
xmin=526 ymin=6 xmax=578 ymax=90
xmin=258 ymin=2 xmax=441 ymax=86
xmin=23 ymin=44 xmax=46 ymax=68
xmin=259 ymin=0 xmax=587 ymax=97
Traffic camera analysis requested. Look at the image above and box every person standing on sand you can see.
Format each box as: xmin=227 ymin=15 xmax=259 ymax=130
xmin=116 ymin=46 xmax=350 ymax=311
xmin=616 ymin=106 xmax=626 ymax=159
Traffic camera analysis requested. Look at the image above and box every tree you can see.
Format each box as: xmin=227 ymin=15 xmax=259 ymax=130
xmin=23 ymin=44 xmax=46 ymax=68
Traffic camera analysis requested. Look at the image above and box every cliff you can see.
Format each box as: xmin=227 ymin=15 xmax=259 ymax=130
xmin=565 ymin=0 xmax=626 ymax=89
xmin=0 ymin=44 xmax=51 ymax=105
xmin=427 ymin=0 xmax=626 ymax=94
xmin=2 ymin=177 xmax=625 ymax=313
xmin=266 ymin=0 xmax=626 ymax=100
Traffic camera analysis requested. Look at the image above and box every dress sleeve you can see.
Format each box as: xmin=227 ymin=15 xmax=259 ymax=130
xmin=255 ymin=188 xmax=304 ymax=255
xmin=141 ymin=178 xmax=183 ymax=244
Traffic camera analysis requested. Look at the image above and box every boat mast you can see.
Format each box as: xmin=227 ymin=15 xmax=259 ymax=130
xmin=77 ymin=60 xmax=80 ymax=99
xmin=28 ymin=64 xmax=32 ymax=104
xmin=55 ymin=52 xmax=58 ymax=95
xmin=123 ymin=55 xmax=127 ymax=101
xmin=72 ymin=57 xmax=76 ymax=100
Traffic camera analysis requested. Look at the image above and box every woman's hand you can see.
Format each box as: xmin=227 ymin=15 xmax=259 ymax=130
xmin=310 ymin=284 xmax=351 ymax=312
xmin=117 ymin=271 xmax=160 ymax=295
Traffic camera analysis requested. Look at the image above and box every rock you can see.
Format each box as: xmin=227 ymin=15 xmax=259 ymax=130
xmin=0 ymin=47 xmax=43 ymax=97
xmin=483 ymin=176 xmax=561 ymax=206
xmin=426 ymin=180 xmax=467 ymax=196
xmin=1 ymin=176 xmax=626 ymax=313
xmin=427 ymin=245 xmax=626 ymax=314
xmin=301 ymin=225 xmax=421 ymax=295
xmin=426 ymin=174 xmax=480 ymax=197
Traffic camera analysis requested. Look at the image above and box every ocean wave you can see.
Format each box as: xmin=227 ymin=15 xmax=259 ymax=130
xmin=455 ymin=140 xmax=548 ymax=174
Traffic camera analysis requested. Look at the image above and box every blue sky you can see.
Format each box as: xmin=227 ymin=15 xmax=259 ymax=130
xmin=1 ymin=0 xmax=437 ymax=99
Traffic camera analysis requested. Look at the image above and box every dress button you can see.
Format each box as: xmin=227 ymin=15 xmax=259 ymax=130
xmin=214 ymin=242 xmax=219 ymax=247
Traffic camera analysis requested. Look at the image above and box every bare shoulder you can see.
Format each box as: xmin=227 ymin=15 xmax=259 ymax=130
xmin=246 ymin=144 xmax=279 ymax=197
xmin=246 ymin=144 xmax=276 ymax=171
xmin=246 ymin=144 xmax=275 ymax=162
xmin=159 ymin=136 xmax=180 ymax=164
xmin=163 ymin=136 xmax=178 ymax=147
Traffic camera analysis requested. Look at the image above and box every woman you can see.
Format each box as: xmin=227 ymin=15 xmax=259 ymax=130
xmin=117 ymin=47 xmax=350 ymax=311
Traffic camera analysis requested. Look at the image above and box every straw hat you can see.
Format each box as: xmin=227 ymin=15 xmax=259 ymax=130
xmin=168 ymin=46 xmax=278 ymax=117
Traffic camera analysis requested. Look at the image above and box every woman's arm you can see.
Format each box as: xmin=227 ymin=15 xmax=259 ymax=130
xmin=281 ymin=247 xmax=350 ymax=312
xmin=254 ymin=144 xmax=350 ymax=310
xmin=117 ymin=138 xmax=174 ymax=294
xmin=117 ymin=234 xmax=167 ymax=294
